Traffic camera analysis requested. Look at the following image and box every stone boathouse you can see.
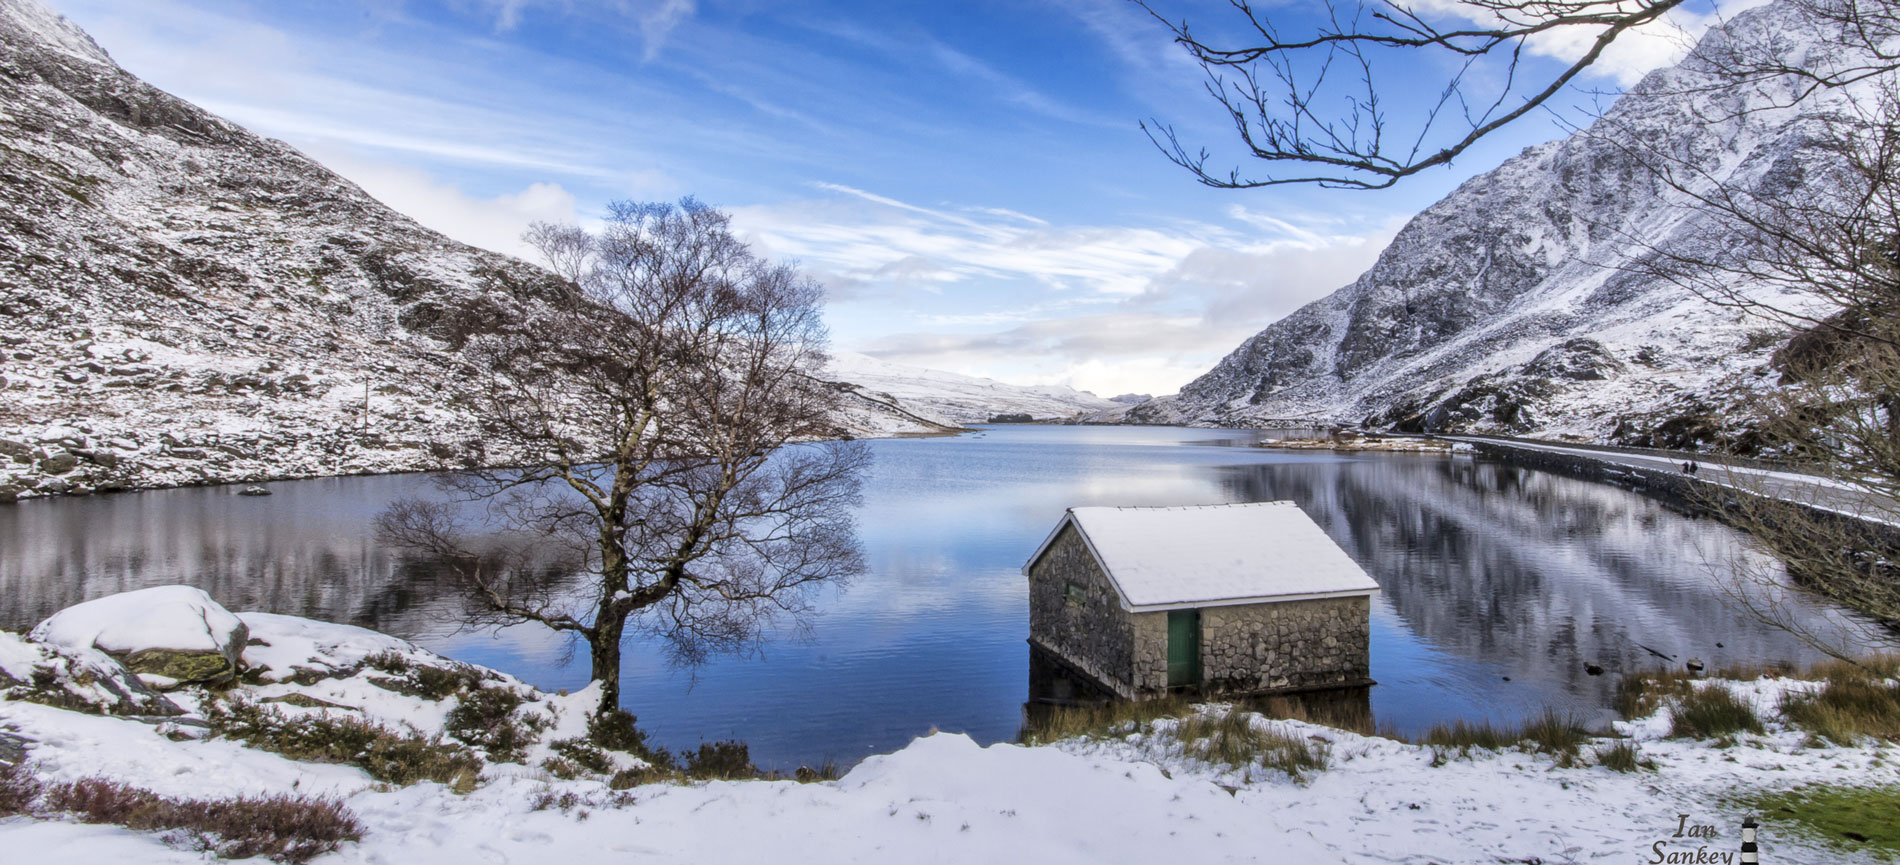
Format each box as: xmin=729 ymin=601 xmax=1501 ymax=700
xmin=1022 ymin=502 xmax=1379 ymax=701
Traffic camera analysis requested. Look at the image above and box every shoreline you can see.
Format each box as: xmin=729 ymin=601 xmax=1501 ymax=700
xmin=2 ymin=596 xmax=1893 ymax=864
xmin=0 ymin=424 xmax=988 ymax=506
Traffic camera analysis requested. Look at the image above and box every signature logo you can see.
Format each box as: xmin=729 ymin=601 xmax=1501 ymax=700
xmin=1648 ymin=814 xmax=1760 ymax=864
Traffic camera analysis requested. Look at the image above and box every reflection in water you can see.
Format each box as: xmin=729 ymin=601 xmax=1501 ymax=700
xmin=0 ymin=426 xmax=1865 ymax=769
xmin=1218 ymin=457 xmax=1854 ymax=732
xmin=1022 ymin=643 xmax=1374 ymax=738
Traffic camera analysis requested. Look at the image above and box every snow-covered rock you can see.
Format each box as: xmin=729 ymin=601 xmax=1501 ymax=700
xmin=234 ymin=612 xmax=418 ymax=687
xmin=0 ymin=630 xmax=182 ymax=716
xmin=30 ymin=586 xmax=247 ymax=689
xmin=1134 ymin=1 xmax=1875 ymax=450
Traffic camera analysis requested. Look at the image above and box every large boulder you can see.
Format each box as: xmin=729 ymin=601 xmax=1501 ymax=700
xmin=30 ymin=586 xmax=249 ymax=690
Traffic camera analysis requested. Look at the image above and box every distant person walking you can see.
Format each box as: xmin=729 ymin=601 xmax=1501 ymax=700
xmin=1681 ymin=461 xmax=1699 ymax=475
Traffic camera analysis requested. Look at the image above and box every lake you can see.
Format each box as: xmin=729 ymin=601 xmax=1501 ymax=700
xmin=0 ymin=425 xmax=1856 ymax=769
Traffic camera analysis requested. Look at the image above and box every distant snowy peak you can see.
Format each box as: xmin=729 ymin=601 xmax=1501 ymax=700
xmin=1133 ymin=1 xmax=1867 ymax=450
xmin=825 ymin=351 xmax=1117 ymax=424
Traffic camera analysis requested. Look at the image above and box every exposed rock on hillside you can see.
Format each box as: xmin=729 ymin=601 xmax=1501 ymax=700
xmin=0 ymin=0 xmax=581 ymax=500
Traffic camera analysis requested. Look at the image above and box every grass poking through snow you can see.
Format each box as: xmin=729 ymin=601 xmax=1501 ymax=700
xmin=1780 ymin=663 xmax=1900 ymax=746
xmin=1668 ymin=685 xmax=1765 ymax=740
xmin=1419 ymin=709 xmax=1587 ymax=765
xmin=1738 ymin=784 xmax=1900 ymax=861
xmin=202 ymin=699 xmax=482 ymax=790
xmin=1616 ymin=669 xmax=1696 ymax=720
xmin=1019 ymin=696 xmax=1195 ymax=745
xmin=1595 ymin=740 xmax=1653 ymax=773
xmin=1168 ymin=709 xmax=1330 ymax=780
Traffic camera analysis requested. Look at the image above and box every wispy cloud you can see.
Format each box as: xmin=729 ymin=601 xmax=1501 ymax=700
xmin=794 ymin=17 xmax=1126 ymax=129
xmin=466 ymin=0 xmax=697 ymax=60
xmin=736 ymin=185 xmax=1398 ymax=395
xmin=310 ymin=147 xmax=583 ymax=260
xmin=637 ymin=0 xmax=696 ymax=62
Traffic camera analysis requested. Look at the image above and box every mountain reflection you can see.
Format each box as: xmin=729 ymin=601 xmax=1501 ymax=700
xmin=1218 ymin=456 xmax=1859 ymax=728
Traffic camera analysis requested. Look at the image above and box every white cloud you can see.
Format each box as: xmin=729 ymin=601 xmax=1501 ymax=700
xmin=1416 ymin=0 xmax=1776 ymax=86
xmin=310 ymin=147 xmax=582 ymax=260
xmin=736 ymin=186 xmax=1223 ymax=299
xmin=740 ymin=186 xmax=1398 ymax=396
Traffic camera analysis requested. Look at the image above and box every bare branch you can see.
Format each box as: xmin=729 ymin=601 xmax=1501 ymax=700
xmin=1137 ymin=0 xmax=1691 ymax=189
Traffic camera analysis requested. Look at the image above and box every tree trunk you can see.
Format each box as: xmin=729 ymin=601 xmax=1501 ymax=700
xmin=588 ymin=614 xmax=628 ymax=714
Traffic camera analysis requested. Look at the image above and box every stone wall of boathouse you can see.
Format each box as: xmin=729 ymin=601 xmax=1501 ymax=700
xmin=1026 ymin=522 xmax=1139 ymax=698
xmin=1199 ymin=595 xmax=1372 ymax=694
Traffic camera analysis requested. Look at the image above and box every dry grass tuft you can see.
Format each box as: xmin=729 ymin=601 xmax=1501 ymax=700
xmin=1615 ymin=669 xmax=1696 ymax=720
xmin=1668 ymin=685 xmax=1764 ymax=739
xmin=0 ymin=759 xmax=42 ymax=816
xmin=1019 ymin=695 xmax=1195 ymax=744
xmin=1170 ymin=709 xmax=1330 ymax=780
xmin=1421 ymin=719 xmax=1516 ymax=753
xmin=1781 ymin=662 xmax=1900 ymax=745
xmin=1595 ymin=740 xmax=1652 ymax=773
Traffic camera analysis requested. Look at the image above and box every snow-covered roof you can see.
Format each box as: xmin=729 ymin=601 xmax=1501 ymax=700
xmin=1023 ymin=502 xmax=1380 ymax=611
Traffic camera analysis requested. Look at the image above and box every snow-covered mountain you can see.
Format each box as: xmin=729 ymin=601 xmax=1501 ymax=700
xmin=1130 ymin=2 xmax=1866 ymax=450
xmin=825 ymin=351 xmax=1116 ymax=425
xmin=0 ymin=0 xmax=978 ymax=500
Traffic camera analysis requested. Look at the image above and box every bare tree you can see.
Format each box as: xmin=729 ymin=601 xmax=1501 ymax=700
xmin=521 ymin=220 xmax=594 ymax=285
xmin=379 ymin=199 xmax=869 ymax=714
xmin=1135 ymin=0 xmax=1900 ymax=190
xmin=1601 ymin=73 xmax=1900 ymax=657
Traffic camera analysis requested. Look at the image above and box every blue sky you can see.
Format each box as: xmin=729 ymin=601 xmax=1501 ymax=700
xmin=44 ymin=0 xmax=1755 ymax=396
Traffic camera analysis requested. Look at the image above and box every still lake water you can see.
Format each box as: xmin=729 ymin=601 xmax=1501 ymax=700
xmin=0 ymin=425 xmax=1853 ymax=769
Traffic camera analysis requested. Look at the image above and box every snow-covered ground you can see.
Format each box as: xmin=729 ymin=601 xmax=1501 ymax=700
xmin=2 ymin=593 xmax=1891 ymax=864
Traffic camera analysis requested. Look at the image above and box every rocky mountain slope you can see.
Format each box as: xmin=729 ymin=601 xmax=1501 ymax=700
xmin=1130 ymin=2 xmax=1864 ymax=450
xmin=0 ymin=0 xmax=577 ymax=501
xmin=0 ymin=0 xmax=1111 ymax=500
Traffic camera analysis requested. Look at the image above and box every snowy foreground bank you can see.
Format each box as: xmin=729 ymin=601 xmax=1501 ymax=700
xmin=1 ymin=589 xmax=1894 ymax=864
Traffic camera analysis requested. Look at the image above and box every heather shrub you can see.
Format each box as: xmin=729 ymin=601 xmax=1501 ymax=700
xmin=44 ymin=777 xmax=363 ymax=863
xmin=443 ymin=687 xmax=528 ymax=761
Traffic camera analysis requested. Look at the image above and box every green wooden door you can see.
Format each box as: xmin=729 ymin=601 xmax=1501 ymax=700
xmin=1167 ymin=609 xmax=1201 ymax=687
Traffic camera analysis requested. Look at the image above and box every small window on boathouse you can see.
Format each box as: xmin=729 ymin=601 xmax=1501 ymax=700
xmin=1064 ymin=581 xmax=1087 ymax=605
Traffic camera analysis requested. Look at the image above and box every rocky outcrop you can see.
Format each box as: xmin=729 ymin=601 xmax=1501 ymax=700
xmin=30 ymin=585 xmax=247 ymax=689
xmin=1132 ymin=2 xmax=1863 ymax=448
xmin=0 ymin=630 xmax=183 ymax=716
